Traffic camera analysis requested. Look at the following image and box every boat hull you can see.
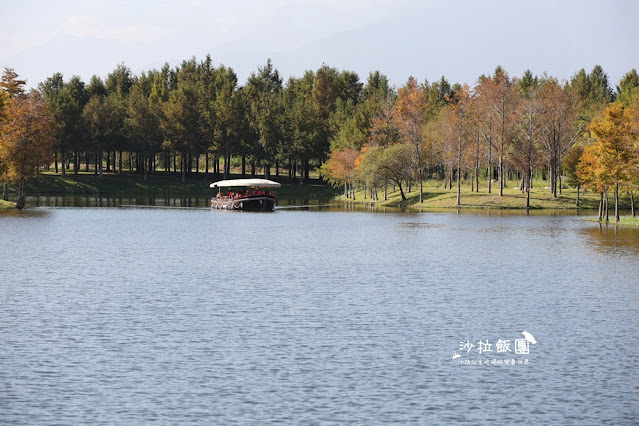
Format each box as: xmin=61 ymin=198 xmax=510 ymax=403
xmin=211 ymin=196 xmax=276 ymax=211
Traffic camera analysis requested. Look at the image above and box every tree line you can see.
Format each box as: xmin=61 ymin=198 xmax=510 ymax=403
xmin=322 ymin=65 xmax=639 ymax=222
xmin=1 ymin=56 xmax=369 ymax=183
xmin=1 ymin=58 xmax=638 ymax=217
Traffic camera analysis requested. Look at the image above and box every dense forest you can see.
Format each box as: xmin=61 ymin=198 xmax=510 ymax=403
xmin=0 ymin=56 xmax=638 ymax=219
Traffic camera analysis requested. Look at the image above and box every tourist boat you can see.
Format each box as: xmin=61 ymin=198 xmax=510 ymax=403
xmin=210 ymin=178 xmax=281 ymax=211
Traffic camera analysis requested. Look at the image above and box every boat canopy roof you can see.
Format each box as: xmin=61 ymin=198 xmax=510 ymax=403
xmin=210 ymin=178 xmax=281 ymax=189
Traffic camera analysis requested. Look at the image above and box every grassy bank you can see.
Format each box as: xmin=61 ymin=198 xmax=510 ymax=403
xmin=0 ymin=199 xmax=16 ymax=209
xmin=338 ymin=179 xmax=634 ymax=211
xmin=17 ymin=172 xmax=338 ymax=199
xmin=586 ymin=216 xmax=639 ymax=227
xmin=616 ymin=216 xmax=639 ymax=227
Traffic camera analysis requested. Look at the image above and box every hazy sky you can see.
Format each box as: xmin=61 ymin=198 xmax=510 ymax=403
xmin=2 ymin=0 xmax=637 ymax=89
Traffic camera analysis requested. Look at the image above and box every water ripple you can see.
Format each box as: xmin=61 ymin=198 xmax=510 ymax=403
xmin=1 ymin=209 xmax=638 ymax=424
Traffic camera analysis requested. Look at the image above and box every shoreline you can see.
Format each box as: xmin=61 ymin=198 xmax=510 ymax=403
xmin=335 ymin=181 xmax=635 ymax=211
xmin=3 ymin=174 xmax=638 ymax=227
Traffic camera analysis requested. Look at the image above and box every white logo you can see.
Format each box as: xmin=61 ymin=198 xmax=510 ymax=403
xmin=522 ymin=331 xmax=537 ymax=344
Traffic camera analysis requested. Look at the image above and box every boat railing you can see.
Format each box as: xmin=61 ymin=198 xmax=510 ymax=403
xmin=212 ymin=193 xmax=276 ymax=201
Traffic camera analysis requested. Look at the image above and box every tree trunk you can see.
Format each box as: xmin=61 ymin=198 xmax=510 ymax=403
xmin=143 ymin=151 xmax=149 ymax=182
xmin=449 ymin=167 xmax=453 ymax=190
xmin=2 ymin=181 xmax=8 ymax=201
xmin=597 ymin=192 xmax=603 ymax=222
xmin=553 ymin=161 xmax=557 ymax=197
xmin=548 ymin=160 xmax=554 ymax=195
xmin=526 ymin=168 xmax=531 ymax=209
xmin=456 ymin=165 xmax=461 ymax=207
xmin=419 ymin=169 xmax=423 ymax=203
xmin=99 ymin=150 xmax=104 ymax=179
xmin=474 ymin=133 xmax=480 ymax=193
xmin=181 ymin=154 xmax=187 ymax=184
xmin=396 ymin=179 xmax=406 ymax=200
xmin=615 ymin=182 xmax=619 ymax=223
xmin=530 ymin=169 xmax=534 ymax=189
xmin=605 ymin=190 xmax=609 ymax=223
xmin=498 ymin=152 xmax=503 ymax=196
xmin=16 ymin=177 xmax=25 ymax=210
xmin=631 ymin=191 xmax=635 ymax=217
xmin=576 ymin=183 xmax=580 ymax=208
xmin=242 ymin=156 xmax=246 ymax=177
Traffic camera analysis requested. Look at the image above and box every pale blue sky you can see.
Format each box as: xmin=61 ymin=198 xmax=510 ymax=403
xmin=2 ymin=0 xmax=637 ymax=89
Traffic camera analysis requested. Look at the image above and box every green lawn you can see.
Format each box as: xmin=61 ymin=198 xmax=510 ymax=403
xmin=339 ymin=179 xmax=630 ymax=211
xmin=0 ymin=199 xmax=16 ymax=209
xmin=617 ymin=216 xmax=639 ymax=227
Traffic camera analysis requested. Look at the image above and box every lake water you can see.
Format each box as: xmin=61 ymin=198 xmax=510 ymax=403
xmin=1 ymin=204 xmax=638 ymax=424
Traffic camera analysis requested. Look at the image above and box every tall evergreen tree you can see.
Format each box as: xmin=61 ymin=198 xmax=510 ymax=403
xmin=245 ymin=59 xmax=284 ymax=178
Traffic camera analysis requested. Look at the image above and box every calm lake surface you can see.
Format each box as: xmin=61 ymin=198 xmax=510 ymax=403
xmin=1 ymin=203 xmax=638 ymax=424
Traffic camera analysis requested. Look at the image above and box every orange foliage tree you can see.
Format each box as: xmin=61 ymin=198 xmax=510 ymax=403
xmin=483 ymin=68 xmax=518 ymax=196
xmin=320 ymin=147 xmax=360 ymax=198
xmin=624 ymin=91 xmax=639 ymax=216
xmin=578 ymin=103 xmax=636 ymax=222
xmin=577 ymin=144 xmax=608 ymax=221
xmin=395 ymin=77 xmax=427 ymax=202
xmin=0 ymin=89 xmax=55 ymax=209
